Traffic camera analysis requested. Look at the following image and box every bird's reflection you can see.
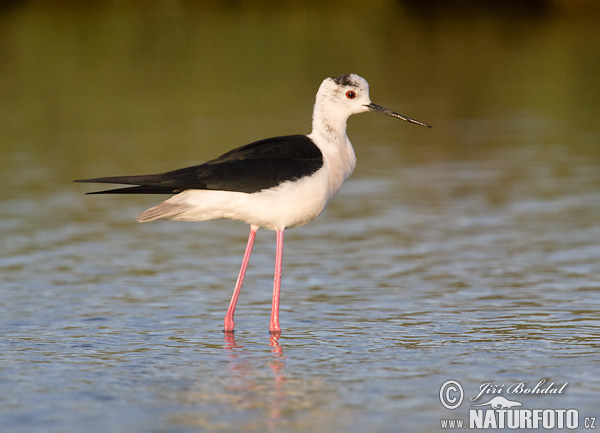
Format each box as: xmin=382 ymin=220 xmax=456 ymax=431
xmin=223 ymin=331 xmax=242 ymax=350
xmin=223 ymin=331 xmax=286 ymax=426
xmin=223 ymin=331 xmax=286 ymax=373
xmin=268 ymin=331 xmax=285 ymax=379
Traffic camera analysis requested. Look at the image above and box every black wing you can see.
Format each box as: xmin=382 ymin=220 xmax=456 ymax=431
xmin=75 ymin=135 xmax=323 ymax=194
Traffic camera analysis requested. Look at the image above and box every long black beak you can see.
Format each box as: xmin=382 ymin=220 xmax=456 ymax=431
xmin=366 ymin=102 xmax=432 ymax=128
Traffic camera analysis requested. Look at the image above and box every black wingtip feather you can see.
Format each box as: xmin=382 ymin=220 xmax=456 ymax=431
xmin=75 ymin=177 xmax=179 ymax=194
xmin=83 ymin=185 xmax=179 ymax=194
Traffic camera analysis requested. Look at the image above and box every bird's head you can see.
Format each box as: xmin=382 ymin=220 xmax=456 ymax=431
xmin=314 ymin=73 xmax=431 ymax=129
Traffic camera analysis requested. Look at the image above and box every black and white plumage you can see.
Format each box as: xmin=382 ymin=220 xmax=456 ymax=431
xmin=76 ymin=73 xmax=431 ymax=333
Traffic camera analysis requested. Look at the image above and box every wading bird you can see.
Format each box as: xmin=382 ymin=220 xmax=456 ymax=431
xmin=76 ymin=74 xmax=431 ymax=333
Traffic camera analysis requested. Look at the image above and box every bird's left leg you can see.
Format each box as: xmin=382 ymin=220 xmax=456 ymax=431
xmin=269 ymin=229 xmax=284 ymax=333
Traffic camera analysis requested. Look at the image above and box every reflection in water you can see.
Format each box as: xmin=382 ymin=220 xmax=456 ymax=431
xmin=268 ymin=331 xmax=285 ymax=374
xmin=222 ymin=331 xmax=286 ymax=429
xmin=268 ymin=332 xmax=286 ymax=427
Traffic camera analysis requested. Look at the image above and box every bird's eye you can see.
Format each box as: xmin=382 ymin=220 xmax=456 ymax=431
xmin=346 ymin=91 xmax=356 ymax=99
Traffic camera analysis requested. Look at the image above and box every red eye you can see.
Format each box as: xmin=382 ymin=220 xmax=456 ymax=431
xmin=346 ymin=91 xmax=356 ymax=99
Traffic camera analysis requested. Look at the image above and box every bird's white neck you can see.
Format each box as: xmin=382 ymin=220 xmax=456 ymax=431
xmin=310 ymin=103 xmax=350 ymax=150
xmin=308 ymin=103 xmax=357 ymax=196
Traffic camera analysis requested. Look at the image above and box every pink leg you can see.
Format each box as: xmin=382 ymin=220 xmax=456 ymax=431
xmin=224 ymin=226 xmax=257 ymax=332
xmin=269 ymin=229 xmax=284 ymax=333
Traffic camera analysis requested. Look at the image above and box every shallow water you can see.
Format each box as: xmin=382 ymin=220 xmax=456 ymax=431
xmin=1 ymin=2 xmax=600 ymax=432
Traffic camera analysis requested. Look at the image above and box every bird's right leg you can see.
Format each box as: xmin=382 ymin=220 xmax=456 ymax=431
xmin=224 ymin=225 xmax=258 ymax=332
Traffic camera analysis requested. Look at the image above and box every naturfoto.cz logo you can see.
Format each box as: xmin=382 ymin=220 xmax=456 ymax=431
xmin=439 ymin=379 xmax=596 ymax=430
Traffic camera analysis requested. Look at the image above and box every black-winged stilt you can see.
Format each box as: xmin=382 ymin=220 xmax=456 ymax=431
xmin=76 ymin=73 xmax=431 ymax=333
